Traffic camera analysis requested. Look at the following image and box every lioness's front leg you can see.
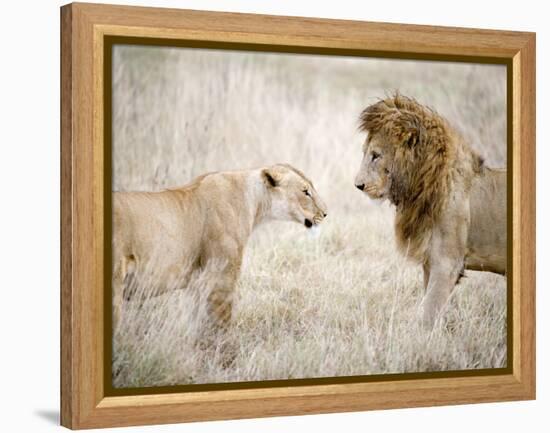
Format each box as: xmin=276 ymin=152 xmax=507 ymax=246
xmin=201 ymin=240 xmax=243 ymax=333
xmin=200 ymin=246 xmax=242 ymax=366
xmin=206 ymin=271 xmax=238 ymax=332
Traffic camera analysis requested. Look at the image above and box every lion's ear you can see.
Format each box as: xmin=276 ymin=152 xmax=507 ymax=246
xmin=399 ymin=113 xmax=425 ymax=148
xmin=262 ymin=169 xmax=279 ymax=188
xmin=404 ymin=130 xmax=419 ymax=148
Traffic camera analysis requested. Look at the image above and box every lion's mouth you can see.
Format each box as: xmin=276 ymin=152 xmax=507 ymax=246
xmin=364 ymin=186 xmax=384 ymax=200
xmin=304 ymin=218 xmax=313 ymax=228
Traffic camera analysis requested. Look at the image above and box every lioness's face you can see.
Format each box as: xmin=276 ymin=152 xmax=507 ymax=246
xmin=354 ymin=134 xmax=392 ymax=200
xmin=263 ymin=165 xmax=328 ymax=228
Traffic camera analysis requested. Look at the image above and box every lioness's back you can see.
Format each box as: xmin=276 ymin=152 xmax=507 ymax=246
xmin=113 ymin=188 xmax=204 ymax=265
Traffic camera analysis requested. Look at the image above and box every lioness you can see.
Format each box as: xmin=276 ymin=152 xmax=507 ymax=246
xmin=112 ymin=163 xmax=327 ymax=333
xmin=354 ymin=95 xmax=506 ymax=328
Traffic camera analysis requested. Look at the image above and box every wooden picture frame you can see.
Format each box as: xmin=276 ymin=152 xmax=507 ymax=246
xmin=60 ymin=2 xmax=535 ymax=429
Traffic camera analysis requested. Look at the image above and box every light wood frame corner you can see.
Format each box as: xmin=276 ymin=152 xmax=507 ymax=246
xmin=61 ymin=2 xmax=535 ymax=429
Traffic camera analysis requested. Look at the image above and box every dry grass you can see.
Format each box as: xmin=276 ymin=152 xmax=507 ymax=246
xmin=112 ymin=46 xmax=507 ymax=388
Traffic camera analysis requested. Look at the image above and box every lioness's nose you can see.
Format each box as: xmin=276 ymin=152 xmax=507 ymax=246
xmin=323 ymin=212 xmax=327 ymax=218
xmin=356 ymin=184 xmax=365 ymax=191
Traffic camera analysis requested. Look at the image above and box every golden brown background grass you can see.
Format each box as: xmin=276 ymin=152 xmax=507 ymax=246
xmin=112 ymin=45 xmax=507 ymax=388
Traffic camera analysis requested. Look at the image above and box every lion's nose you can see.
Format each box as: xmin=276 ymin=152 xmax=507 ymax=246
xmin=356 ymin=184 xmax=365 ymax=191
xmin=323 ymin=212 xmax=327 ymax=218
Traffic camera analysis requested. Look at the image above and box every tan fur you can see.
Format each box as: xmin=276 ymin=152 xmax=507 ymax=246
xmin=112 ymin=164 xmax=327 ymax=333
xmin=354 ymin=95 xmax=506 ymax=327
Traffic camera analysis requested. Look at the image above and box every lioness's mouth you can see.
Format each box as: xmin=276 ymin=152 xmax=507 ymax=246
xmin=304 ymin=218 xmax=313 ymax=228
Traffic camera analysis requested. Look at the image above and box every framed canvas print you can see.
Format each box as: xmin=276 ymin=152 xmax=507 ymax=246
xmin=60 ymin=2 xmax=535 ymax=429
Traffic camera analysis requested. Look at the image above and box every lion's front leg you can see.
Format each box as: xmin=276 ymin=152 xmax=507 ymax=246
xmin=419 ymin=217 xmax=467 ymax=329
xmin=422 ymin=260 xmax=430 ymax=293
xmin=419 ymin=258 xmax=463 ymax=329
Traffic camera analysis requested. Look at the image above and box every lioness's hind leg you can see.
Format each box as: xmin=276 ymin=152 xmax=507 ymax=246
xmin=112 ymin=265 xmax=125 ymax=334
xmin=112 ymin=254 xmax=135 ymax=333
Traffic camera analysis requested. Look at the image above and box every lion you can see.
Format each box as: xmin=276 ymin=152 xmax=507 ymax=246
xmin=354 ymin=94 xmax=506 ymax=328
xmin=112 ymin=163 xmax=328 ymax=334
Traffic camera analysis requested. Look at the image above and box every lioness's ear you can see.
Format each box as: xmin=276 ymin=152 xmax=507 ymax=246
xmin=262 ymin=169 xmax=279 ymax=187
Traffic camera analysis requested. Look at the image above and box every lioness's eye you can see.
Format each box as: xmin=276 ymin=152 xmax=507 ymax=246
xmin=304 ymin=190 xmax=311 ymax=197
xmin=371 ymin=151 xmax=381 ymax=162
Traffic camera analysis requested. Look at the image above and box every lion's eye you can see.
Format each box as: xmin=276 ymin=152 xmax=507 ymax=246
xmin=304 ymin=190 xmax=311 ymax=197
xmin=371 ymin=151 xmax=381 ymax=162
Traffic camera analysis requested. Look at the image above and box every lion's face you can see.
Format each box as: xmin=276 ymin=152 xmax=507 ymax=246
xmin=354 ymin=134 xmax=393 ymax=200
xmin=263 ymin=164 xmax=328 ymax=229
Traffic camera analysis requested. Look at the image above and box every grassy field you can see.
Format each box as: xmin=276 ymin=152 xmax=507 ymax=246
xmin=112 ymin=46 xmax=507 ymax=388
